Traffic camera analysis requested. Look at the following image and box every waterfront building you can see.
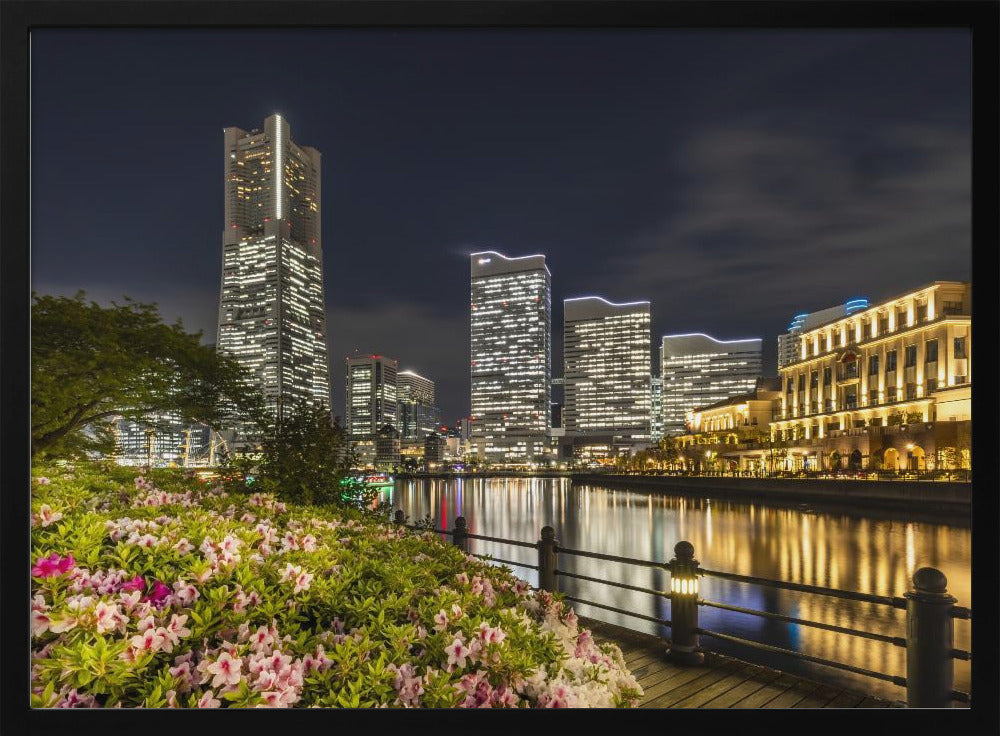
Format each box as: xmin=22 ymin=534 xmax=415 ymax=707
xmin=777 ymin=298 xmax=869 ymax=369
xmin=771 ymin=281 xmax=971 ymax=472
xmin=375 ymin=424 xmax=401 ymax=468
xmin=470 ymin=251 xmax=552 ymax=463
xmin=397 ymin=370 xmax=442 ymax=439
xmin=424 ymin=432 xmax=446 ymax=464
xmin=345 ymin=354 xmax=398 ymax=442
xmin=660 ymin=333 xmax=763 ymax=437
xmin=216 ymin=114 xmax=330 ymax=416
xmin=677 ymin=378 xmax=782 ymax=473
xmin=563 ymin=297 xmax=651 ymax=458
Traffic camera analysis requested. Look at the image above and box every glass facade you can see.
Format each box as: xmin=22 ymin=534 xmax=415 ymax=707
xmin=661 ymin=333 xmax=762 ymax=436
xmin=346 ymin=355 xmax=398 ymax=440
xmin=470 ymin=251 xmax=551 ymax=462
xmin=217 ymin=114 xmax=330 ymax=417
xmin=563 ymin=297 xmax=651 ymax=445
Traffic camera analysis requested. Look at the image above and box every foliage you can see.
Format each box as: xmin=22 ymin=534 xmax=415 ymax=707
xmin=30 ymin=463 xmax=642 ymax=708
xmin=221 ymin=402 xmax=384 ymax=516
xmin=31 ymin=292 xmax=266 ymax=458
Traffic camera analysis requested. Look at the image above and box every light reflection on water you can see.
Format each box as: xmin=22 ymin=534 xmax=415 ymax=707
xmin=383 ymin=477 xmax=971 ymax=703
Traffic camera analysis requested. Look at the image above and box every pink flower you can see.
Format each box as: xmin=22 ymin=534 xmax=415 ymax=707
xmin=173 ymin=538 xmax=194 ymax=555
xmin=292 ymin=570 xmax=313 ymax=594
xmin=444 ymin=638 xmax=470 ymax=671
xmin=93 ymin=601 xmax=127 ymax=635
xmin=206 ymin=651 xmax=243 ymax=688
xmin=31 ymin=553 xmax=75 ymax=578
xmin=36 ymin=504 xmax=63 ymax=527
xmin=432 ymin=610 xmax=449 ymax=631
xmin=172 ymin=580 xmax=199 ymax=605
xmin=35 ymin=476 xmax=51 ymax=485
xmin=142 ymin=580 xmax=172 ymax=607
xmin=197 ymin=690 xmax=221 ymax=708
xmin=120 ymin=575 xmax=146 ymax=593
xmin=31 ymin=596 xmax=51 ymax=637
xmin=130 ymin=627 xmax=165 ymax=652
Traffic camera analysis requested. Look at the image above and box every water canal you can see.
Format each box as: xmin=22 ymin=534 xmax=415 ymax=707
xmin=382 ymin=477 xmax=971 ymax=703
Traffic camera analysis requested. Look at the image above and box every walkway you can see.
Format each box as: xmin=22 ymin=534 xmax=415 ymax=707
xmin=582 ymin=617 xmax=903 ymax=709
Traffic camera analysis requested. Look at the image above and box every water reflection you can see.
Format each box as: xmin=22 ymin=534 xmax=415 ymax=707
xmin=385 ymin=478 xmax=971 ymax=702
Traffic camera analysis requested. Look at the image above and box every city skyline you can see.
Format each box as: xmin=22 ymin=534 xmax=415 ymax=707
xmin=30 ymin=29 xmax=972 ymax=423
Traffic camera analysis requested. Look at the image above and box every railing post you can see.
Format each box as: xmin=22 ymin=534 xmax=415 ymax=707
xmin=905 ymin=567 xmax=956 ymax=707
xmin=537 ymin=526 xmax=558 ymax=592
xmin=667 ymin=541 xmax=704 ymax=664
xmin=393 ymin=509 xmax=405 ymax=526
xmin=452 ymin=516 xmax=469 ymax=554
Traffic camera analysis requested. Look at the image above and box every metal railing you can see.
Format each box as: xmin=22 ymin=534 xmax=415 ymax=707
xmin=393 ymin=510 xmax=971 ymax=707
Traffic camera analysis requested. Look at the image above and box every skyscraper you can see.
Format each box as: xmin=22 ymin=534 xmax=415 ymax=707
xmin=777 ymin=298 xmax=869 ymax=368
xmin=660 ymin=333 xmax=762 ymax=436
xmin=470 ymin=251 xmax=551 ymax=463
xmin=563 ymin=297 xmax=651 ymax=446
xmin=397 ymin=369 xmax=442 ymax=439
xmin=345 ymin=354 xmax=398 ymax=441
xmin=216 ymin=114 xmax=330 ymax=416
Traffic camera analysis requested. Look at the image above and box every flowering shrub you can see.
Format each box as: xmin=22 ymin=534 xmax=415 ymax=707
xmin=30 ymin=464 xmax=642 ymax=708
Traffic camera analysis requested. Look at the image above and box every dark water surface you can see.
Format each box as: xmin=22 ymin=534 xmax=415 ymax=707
xmin=381 ymin=477 xmax=971 ymax=703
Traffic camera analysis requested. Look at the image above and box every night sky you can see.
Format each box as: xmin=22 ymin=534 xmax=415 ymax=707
xmin=31 ymin=29 xmax=971 ymax=424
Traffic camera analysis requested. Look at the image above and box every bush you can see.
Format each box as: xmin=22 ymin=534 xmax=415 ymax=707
xmin=30 ymin=463 xmax=642 ymax=708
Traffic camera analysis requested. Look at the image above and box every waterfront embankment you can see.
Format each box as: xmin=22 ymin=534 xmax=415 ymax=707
xmin=571 ymin=473 xmax=971 ymax=517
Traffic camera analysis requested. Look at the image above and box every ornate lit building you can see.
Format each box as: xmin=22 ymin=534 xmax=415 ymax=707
xmin=216 ymin=114 xmax=329 ymax=416
xmin=470 ymin=251 xmax=552 ymax=463
xmin=771 ymin=281 xmax=971 ymax=471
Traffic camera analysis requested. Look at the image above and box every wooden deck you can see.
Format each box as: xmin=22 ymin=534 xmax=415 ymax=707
xmin=581 ymin=617 xmax=904 ymax=709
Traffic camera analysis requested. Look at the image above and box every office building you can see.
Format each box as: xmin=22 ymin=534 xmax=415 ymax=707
xmin=345 ymin=354 xmax=398 ymax=440
xmin=777 ymin=298 xmax=869 ymax=369
xmin=470 ymin=251 xmax=552 ymax=463
xmin=397 ymin=370 xmax=442 ymax=439
xmin=563 ymin=297 xmax=651 ymax=450
xmin=216 ymin=114 xmax=330 ymax=416
xmin=661 ymin=333 xmax=762 ymax=436
xmin=650 ymin=376 xmax=664 ymax=442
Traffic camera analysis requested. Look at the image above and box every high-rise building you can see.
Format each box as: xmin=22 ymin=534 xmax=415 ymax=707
xmin=397 ymin=369 xmax=442 ymax=439
xmin=470 ymin=251 xmax=552 ymax=462
xmin=345 ymin=354 xmax=398 ymax=441
xmin=216 ymin=114 xmax=330 ymax=416
xmin=563 ymin=297 xmax=651 ymax=446
xmin=777 ymin=298 xmax=869 ymax=368
xmin=661 ymin=333 xmax=762 ymax=436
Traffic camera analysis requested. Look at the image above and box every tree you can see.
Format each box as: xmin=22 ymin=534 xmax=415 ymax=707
xmin=227 ymin=401 xmax=384 ymax=513
xmin=654 ymin=436 xmax=680 ymax=469
xmin=31 ymin=292 xmax=266 ymax=458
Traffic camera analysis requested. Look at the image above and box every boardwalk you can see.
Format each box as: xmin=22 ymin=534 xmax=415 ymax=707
xmin=582 ymin=617 xmax=903 ymax=709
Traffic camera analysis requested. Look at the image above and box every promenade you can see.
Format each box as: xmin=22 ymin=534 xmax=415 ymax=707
xmin=582 ymin=617 xmax=902 ymax=709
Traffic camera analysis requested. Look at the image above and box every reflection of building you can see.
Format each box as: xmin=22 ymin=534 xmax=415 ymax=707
xmin=470 ymin=251 xmax=552 ymax=463
xmin=563 ymin=297 xmax=651 ymax=456
xmin=661 ymin=333 xmax=762 ymax=437
xmin=346 ymin=354 xmax=398 ymax=441
xmin=777 ymin=299 xmax=869 ymax=369
xmin=217 ymin=114 xmax=330 ymax=416
xmin=772 ymin=281 xmax=971 ymax=471
xmin=397 ymin=370 xmax=442 ymax=439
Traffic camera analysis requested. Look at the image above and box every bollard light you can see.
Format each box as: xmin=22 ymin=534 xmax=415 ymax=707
xmin=667 ymin=541 xmax=704 ymax=664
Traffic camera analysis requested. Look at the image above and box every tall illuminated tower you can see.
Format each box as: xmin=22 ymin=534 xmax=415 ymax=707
xmin=660 ymin=333 xmax=762 ymax=436
xmin=216 ymin=114 xmax=330 ymax=416
xmin=563 ymin=297 xmax=651 ymax=445
xmin=345 ymin=354 xmax=398 ymax=440
xmin=470 ymin=251 xmax=551 ymax=462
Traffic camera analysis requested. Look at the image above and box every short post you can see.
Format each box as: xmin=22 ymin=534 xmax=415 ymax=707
xmin=393 ymin=509 xmax=405 ymax=526
xmin=537 ymin=526 xmax=558 ymax=592
xmin=668 ymin=541 xmax=704 ymax=664
xmin=452 ymin=516 xmax=469 ymax=554
xmin=905 ymin=567 xmax=956 ymax=708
